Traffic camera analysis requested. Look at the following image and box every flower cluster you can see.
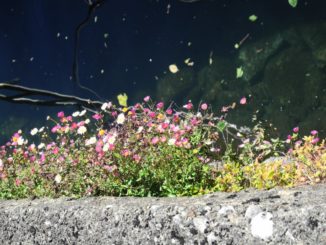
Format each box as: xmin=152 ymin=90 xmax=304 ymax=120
xmin=0 ymin=96 xmax=324 ymax=199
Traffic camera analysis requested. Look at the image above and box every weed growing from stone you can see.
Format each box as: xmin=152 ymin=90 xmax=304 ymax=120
xmin=0 ymin=96 xmax=325 ymax=199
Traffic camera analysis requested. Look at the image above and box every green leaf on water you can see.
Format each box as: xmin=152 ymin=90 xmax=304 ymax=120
xmin=236 ymin=67 xmax=244 ymax=78
xmin=248 ymin=15 xmax=258 ymax=22
xmin=288 ymin=0 xmax=298 ymax=8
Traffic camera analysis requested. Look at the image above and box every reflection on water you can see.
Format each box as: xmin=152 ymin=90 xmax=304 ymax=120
xmin=0 ymin=0 xmax=325 ymax=142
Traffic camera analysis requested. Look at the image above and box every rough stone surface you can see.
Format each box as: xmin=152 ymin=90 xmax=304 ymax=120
xmin=0 ymin=184 xmax=326 ymax=244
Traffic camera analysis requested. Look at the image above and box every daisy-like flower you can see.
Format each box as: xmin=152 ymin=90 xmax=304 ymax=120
xmin=143 ymin=96 xmax=150 ymax=102
xmin=38 ymin=143 xmax=45 ymax=150
xmin=116 ymin=113 xmax=126 ymax=124
xmin=201 ymin=103 xmax=208 ymax=110
xmin=79 ymin=110 xmax=87 ymax=117
xmin=72 ymin=111 xmax=80 ymax=117
xmin=101 ymin=102 xmax=112 ymax=111
xmin=183 ymin=101 xmax=193 ymax=110
xmin=85 ymin=136 xmax=97 ymax=146
xmin=30 ymin=128 xmax=38 ymax=136
xmin=77 ymin=126 xmax=87 ymax=135
xmin=168 ymin=138 xmax=176 ymax=146
xmin=156 ymin=102 xmax=164 ymax=110
xmin=240 ymin=97 xmax=247 ymax=105
xmin=54 ymin=174 xmax=62 ymax=184
xmin=57 ymin=111 xmax=65 ymax=118
xmin=92 ymin=113 xmax=103 ymax=120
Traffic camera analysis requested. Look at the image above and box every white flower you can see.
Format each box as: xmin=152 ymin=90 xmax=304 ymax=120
xmin=30 ymin=128 xmax=38 ymax=136
xmin=136 ymin=126 xmax=144 ymax=134
xmin=168 ymin=138 xmax=176 ymax=146
xmin=72 ymin=111 xmax=80 ymax=117
xmin=102 ymin=143 xmax=110 ymax=152
xmin=85 ymin=119 xmax=90 ymax=124
xmin=17 ymin=137 xmax=25 ymax=146
xmin=38 ymin=143 xmax=45 ymax=149
xmin=107 ymin=135 xmax=116 ymax=145
xmin=38 ymin=127 xmax=45 ymax=133
xmin=54 ymin=174 xmax=62 ymax=184
xmin=116 ymin=113 xmax=125 ymax=124
xmin=101 ymin=102 xmax=112 ymax=111
xmin=85 ymin=136 xmax=97 ymax=146
xmin=77 ymin=126 xmax=87 ymax=135
xmin=79 ymin=110 xmax=87 ymax=116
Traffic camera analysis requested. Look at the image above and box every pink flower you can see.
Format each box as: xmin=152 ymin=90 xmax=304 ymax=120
xmin=190 ymin=118 xmax=199 ymax=126
xmin=15 ymin=178 xmax=21 ymax=186
xmin=51 ymin=125 xmax=61 ymax=133
xmin=160 ymin=136 xmax=167 ymax=143
xmin=122 ymin=149 xmax=131 ymax=157
xmin=311 ymin=137 xmax=320 ymax=144
xmin=57 ymin=111 xmax=65 ymax=118
xmin=70 ymin=122 xmax=78 ymax=130
xmin=92 ymin=113 xmax=103 ymax=120
xmin=311 ymin=130 xmax=318 ymax=136
xmin=293 ymin=127 xmax=299 ymax=133
xmin=52 ymin=147 xmax=59 ymax=154
xmin=133 ymin=154 xmax=141 ymax=163
xmin=285 ymin=135 xmax=292 ymax=143
xmin=151 ymin=137 xmax=160 ymax=145
xmin=201 ymin=103 xmax=208 ymax=110
xmin=156 ymin=102 xmax=164 ymax=110
xmin=166 ymin=108 xmax=173 ymax=115
xmin=144 ymin=96 xmax=150 ymax=102
xmin=149 ymin=111 xmax=156 ymax=118
xmin=183 ymin=101 xmax=193 ymax=110
xmin=240 ymin=97 xmax=247 ymax=105
xmin=40 ymin=153 xmax=46 ymax=163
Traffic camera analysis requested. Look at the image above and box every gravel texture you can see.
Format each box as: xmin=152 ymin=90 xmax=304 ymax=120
xmin=0 ymin=184 xmax=325 ymax=244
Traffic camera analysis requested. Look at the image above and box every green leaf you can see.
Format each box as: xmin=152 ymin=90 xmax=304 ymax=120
xmin=236 ymin=67 xmax=244 ymax=78
xmin=216 ymin=121 xmax=227 ymax=132
xmin=288 ymin=0 xmax=298 ymax=8
xmin=248 ymin=15 xmax=258 ymax=22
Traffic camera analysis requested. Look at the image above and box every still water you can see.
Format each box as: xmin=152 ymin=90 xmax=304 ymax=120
xmin=0 ymin=0 xmax=325 ymax=141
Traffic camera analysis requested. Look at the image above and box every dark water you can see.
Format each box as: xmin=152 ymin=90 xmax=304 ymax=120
xmin=0 ymin=0 xmax=325 ymax=141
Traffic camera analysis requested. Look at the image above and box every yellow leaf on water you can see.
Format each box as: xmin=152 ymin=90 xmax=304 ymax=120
xmin=169 ymin=64 xmax=179 ymax=73
xmin=117 ymin=93 xmax=128 ymax=107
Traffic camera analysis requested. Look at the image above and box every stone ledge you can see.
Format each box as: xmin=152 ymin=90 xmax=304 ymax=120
xmin=0 ymin=184 xmax=325 ymax=244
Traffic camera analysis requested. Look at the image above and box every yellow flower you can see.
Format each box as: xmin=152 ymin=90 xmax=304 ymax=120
xmin=157 ymin=113 xmax=165 ymax=120
xmin=193 ymin=149 xmax=199 ymax=154
xmin=98 ymin=129 xmax=105 ymax=136
xmin=122 ymin=107 xmax=129 ymax=113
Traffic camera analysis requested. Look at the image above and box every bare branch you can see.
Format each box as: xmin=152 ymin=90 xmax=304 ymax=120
xmin=72 ymin=0 xmax=106 ymax=100
xmin=0 ymin=81 xmax=104 ymax=111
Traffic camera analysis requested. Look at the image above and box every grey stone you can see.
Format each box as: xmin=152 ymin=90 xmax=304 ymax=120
xmin=0 ymin=184 xmax=326 ymax=244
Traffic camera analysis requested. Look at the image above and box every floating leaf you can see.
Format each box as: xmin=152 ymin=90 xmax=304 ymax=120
xmin=288 ymin=0 xmax=298 ymax=8
xmin=169 ymin=64 xmax=179 ymax=73
xmin=236 ymin=67 xmax=244 ymax=78
xmin=117 ymin=93 xmax=128 ymax=107
xmin=184 ymin=58 xmax=194 ymax=66
xmin=249 ymin=15 xmax=258 ymax=22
